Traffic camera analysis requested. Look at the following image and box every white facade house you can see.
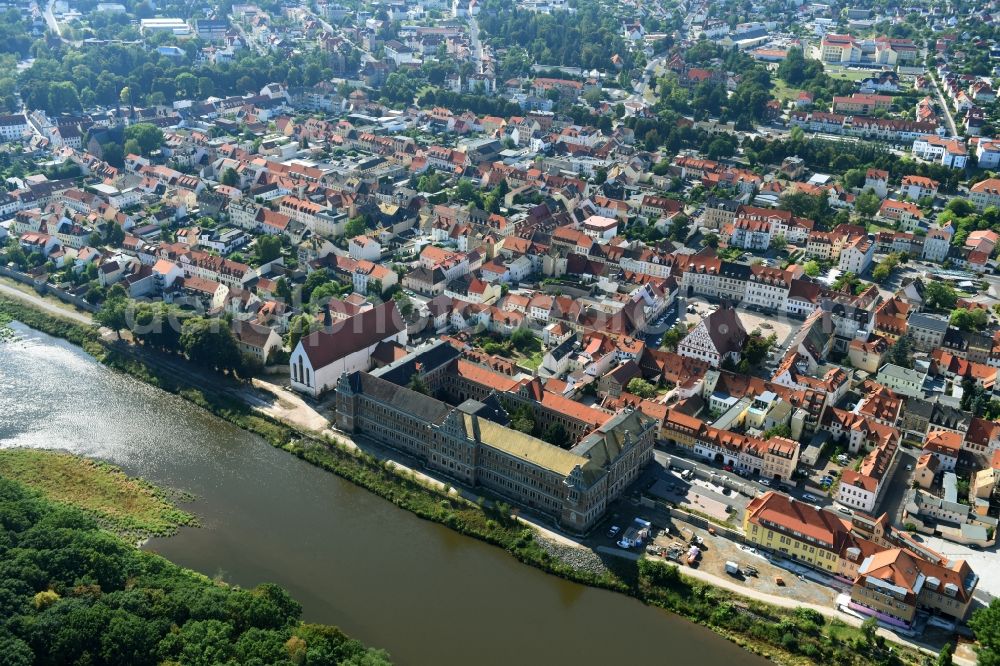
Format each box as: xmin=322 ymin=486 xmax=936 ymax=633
xmin=744 ymin=266 xmax=792 ymax=312
xmin=0 ymin=114 xmax=28 ymax=142
xmin=922 ymin=226 xmax=952 ymax=262
xmin=151 ymin=259 xmax=185 ymax=292
xmin=290 ymin=302 xmax=407 ymax=397
xmin=899 ymin=176 xmax=939 ymax=202
xmin=975 ymin=139 xmax=1000 ymax=169
xmin=836 ymin=475 xmax=879 ymax=513
xmin=349 ymin=235 xmax=383 ymax=261
xmin=676 ymin=307 xmax=747 ymax=368
xmin=838 ymin=236 xmax=875 ymax=275
xmin=912 ymin=135 xmax=968 ymax=169
xmin=835 ymin=439 xmax=897 ymax=514
xmin=864 ymin=169 xmax=889 ymax=199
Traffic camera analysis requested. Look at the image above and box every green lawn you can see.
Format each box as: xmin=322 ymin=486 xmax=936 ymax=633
xmin=825 ymin=67 xmax=872 ymax=82
xmin=521 ymin=350 xmax=544 ymax=371
xmin=771 ymin=78 xmax=800 ymax=102
xmin=866 ymin=222 xmax=896 ymax=234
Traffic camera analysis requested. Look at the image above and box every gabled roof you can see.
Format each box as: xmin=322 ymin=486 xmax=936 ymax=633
xmin=298 ymin=301 xmax=404 ymax=370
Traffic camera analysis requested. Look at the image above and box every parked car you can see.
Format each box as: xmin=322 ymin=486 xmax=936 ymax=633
xmin=802 ymin=492 xmax=819 ymax=502
xmin=607 ymin=525 xmax=620 ymax=538
xmin=759 ymin=479 xmax=771 ymax=487
xmin=723 ymin=464 xmax=733 ymax=472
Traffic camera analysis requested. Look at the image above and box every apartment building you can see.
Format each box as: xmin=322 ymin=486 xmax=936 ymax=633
xmin=900 ymin=175 xmax=940 ymax=201
xmin=836 ymin=437 xmax=898 ymax=514
xmin=744 ymin=492 xmax=876 ymax=577
xmin=865 ymin=169 xmax=889 ymax=198
xmin=912 ymin=135 xmax=968 ymax=169
xmin=833 ymin=94 xmax=893 ymax=115
xmin=907 ymin=313 xmax=950 ymax=352
xmin=701 ymin=197 xmax=741 ymax=230
xmin=923 ymin=226 xmax=953 ymax=262
xmin=878 ymin=199 xmax=924 ymax=232
xmin=745 ymin=492 xmax=977 ymax=628
xmin=974 ymin=139 xmax=1000 ymax=169
xmin=969 ymin=177 xmax=1000 ymax=212
xmin=876 ymin=363 xmax=926 ymax=398
xmin=838 ymin=235 xmax=875 ymax=275
xmin=819 ymin=34 xmax=916 ymax=65
xmin=745 ymin=264 xmax=796 ymax=312
xmin=851 ymin=549 xmax=977 ymax=628
xmin=0 ymin=114 xmax=28 ymax=142
xmin=662 ymin=411 xmax=800 ymax=481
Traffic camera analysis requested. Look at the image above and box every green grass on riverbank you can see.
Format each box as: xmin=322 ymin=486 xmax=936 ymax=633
xmin=0 ymin=295 xmax=926 ymax=666
xmin=0 ymin=297 xmax=104 ymax=355
xmin=0 ymin=449 xmax=197 ymax=541
xmin=0 ymin=473 xmax=391 ymax=665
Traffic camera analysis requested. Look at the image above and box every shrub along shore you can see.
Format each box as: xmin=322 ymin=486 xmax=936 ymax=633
xmin=0 ymin=463 xmax=391 ymax=665
xmin=0 ymin=295 xmax=926 ymax=666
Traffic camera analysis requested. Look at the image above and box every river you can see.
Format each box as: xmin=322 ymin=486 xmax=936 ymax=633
xmin=0 ymin=323 xmax=767 ymax=665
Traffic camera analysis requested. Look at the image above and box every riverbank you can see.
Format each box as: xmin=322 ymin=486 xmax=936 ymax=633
xmin=0 ymin=293 xmax=930 ymax=666
xmin=0 ymin=459 xmax=391 ymax=665
xmin=0 ymin=448 xmax=197 ymax=542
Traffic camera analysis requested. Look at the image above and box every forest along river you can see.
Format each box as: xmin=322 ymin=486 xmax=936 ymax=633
xmin=0 ymin=323 xmax=767 ymax=666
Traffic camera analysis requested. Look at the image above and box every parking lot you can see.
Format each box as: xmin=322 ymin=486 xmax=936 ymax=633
xmin=680 ymin=296 xmax=798 ymax=352
xmin=646 ymin=520 xmax=840 ymax=607
xmin=734 ymin=306 xmax=797 ymax=348
xmin=803 ymin=451 xmax=863 ymax=498
xmin=647 ymin=468 xmax=749 ymax=523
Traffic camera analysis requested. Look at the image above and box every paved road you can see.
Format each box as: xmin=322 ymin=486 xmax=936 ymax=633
xmin=0 ymin=281 xmax=93 ymax=326
xmin=41 ymin=0 xmax=61 ymax=38
xmin=654 ymin=448 xmax=770 ymax=495
xmin=929 ymin=71 xmax=959 ymax=138
xmin=878 ymin=447 xmax=918 ymax=525
xmin=39 ymin=0 xmax=81 ymax=46
xmin=468 ymin=15 xmax=483 ymax=64
xmin=628 ymin=546 xmax=943 ymax=661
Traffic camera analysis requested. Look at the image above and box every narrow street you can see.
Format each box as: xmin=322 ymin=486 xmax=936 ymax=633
xmin=929 ymin=72 xmax=959 ymax=137
xmin=0 ymin=281 xmax=93 ymax=326
xmin=42 ymin=0 xmax=61 ymax=39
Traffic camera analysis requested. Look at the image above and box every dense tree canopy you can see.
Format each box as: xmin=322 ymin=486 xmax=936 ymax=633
xmin=924 ymin=281 xmax=958 ymax=311
xmin=179 ymin=316 xmax=244 ymax=373
xmin=478 ymin=0 xmax=635 ymax=73
xmin=0 ymin=477 xmax=390 ymax=666
xmin=123 ymin=123 xmax=164 ymax=156
xmin=971 ymin=599 xmax=1000 ymax=666
xmin=9 ymin=25 xmax=346 ymax=114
